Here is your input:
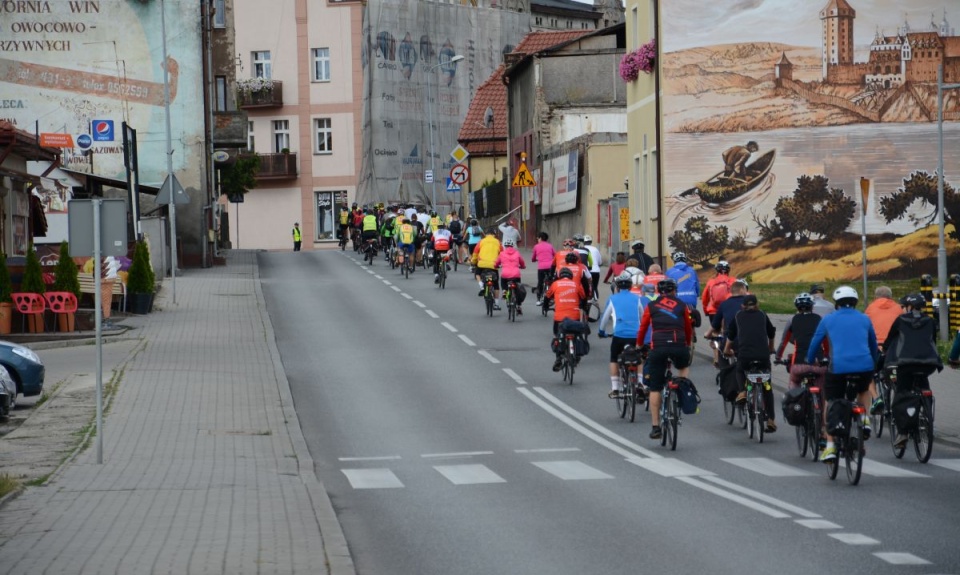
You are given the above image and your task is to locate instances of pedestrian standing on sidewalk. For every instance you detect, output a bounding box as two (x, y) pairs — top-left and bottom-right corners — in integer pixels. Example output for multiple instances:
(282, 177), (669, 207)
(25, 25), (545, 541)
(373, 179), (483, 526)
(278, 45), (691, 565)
(499, 218), (521, 247)
(292, 222), (302, 251)
(531, 232), (556, 304)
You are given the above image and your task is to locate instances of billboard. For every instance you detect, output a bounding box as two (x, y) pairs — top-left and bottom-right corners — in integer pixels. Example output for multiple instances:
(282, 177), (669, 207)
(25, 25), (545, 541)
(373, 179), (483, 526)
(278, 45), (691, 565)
(660, 0), (960, 282)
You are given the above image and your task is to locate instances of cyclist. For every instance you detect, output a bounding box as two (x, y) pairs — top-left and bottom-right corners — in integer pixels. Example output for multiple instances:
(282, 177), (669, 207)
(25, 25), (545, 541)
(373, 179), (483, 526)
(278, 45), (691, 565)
(806, 286), (878, 462)
(379, 211), (396, 257)
(337, 204), (351, 243)
(636, 278), (693, 440)
(702, 260), (736, 323)
(428, 210), (441, 233)
(499, 218), (521, 247)
(882, 293), (943, 448)
(666, 251), (700, 311)
(531, 232), (556, 305)
(410, 215), (427, 266)
(472, 228), (503, 308)
(558, 251), (593, 319)
(704, 280), (749, 368)
(572, 234), (592, 268)
(494, 239), (527, 314)
(603, 252), (627, 291)
(361, 208), (379, 243)
(865, 285), (903, 413)
(809, 284), (834, 317)
(582, 235), (602, 296)
(775, 293), (827, 390)
(642, 264), (666, 293)
(598, 272), (646, 398)
(395, 217), (417, 270)
(447, 211), (464, 262)
(431, 222), (454, 283)
(465, 218), (485, 264)
(552, 238), (576, 272)
(630, 240), (655, 274)
(547, 267), (586, 371)
(723, 294), (778, 433)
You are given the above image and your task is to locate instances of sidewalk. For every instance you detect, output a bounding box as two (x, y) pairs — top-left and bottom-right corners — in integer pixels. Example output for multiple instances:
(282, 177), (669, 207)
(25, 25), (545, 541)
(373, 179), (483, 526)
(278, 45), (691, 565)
(0, 251), (354, 575)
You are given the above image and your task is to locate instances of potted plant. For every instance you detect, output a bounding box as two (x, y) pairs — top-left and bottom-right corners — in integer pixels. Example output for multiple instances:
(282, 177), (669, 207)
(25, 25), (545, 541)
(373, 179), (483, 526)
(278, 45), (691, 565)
(20, 244), (46, 333)
(125, 240), (155, 314)
(0, 253), (12, 335)
(52, 241), (81, 332)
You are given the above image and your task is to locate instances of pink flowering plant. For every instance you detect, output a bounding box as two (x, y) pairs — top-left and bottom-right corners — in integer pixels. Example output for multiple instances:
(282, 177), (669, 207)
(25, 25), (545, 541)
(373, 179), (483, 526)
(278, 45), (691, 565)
(619, 39), (657, 82)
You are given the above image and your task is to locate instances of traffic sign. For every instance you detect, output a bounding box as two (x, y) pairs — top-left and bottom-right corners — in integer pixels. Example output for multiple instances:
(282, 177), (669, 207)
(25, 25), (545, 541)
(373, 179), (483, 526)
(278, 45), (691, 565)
(450, 144), (469, 163)
(425, 169), (434, 184)
(450, 163), (470, 185)
(446, 178), (461, 193)
(156, 174), (190, 205)
(512, 161), (537, 187)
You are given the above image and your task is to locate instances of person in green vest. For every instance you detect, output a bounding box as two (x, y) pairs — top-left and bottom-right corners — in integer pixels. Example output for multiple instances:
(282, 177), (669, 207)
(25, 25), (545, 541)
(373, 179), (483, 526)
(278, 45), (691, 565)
(292, 222), (302, 251)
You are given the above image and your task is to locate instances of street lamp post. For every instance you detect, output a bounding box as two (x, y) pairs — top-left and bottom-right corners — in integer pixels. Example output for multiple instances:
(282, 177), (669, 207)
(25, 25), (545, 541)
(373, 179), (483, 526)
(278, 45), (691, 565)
(937, 64), (958, 341)
(425, 54), (464, 210)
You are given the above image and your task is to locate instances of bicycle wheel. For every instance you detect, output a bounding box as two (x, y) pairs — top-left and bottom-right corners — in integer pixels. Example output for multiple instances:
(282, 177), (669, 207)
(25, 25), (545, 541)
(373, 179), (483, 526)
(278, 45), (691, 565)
(796, 423), (808, 458)
(628, 376), (639, 423)
(845, 421), (864, 486)
(587, 301), (601, 323)
(873, 380), (886, 439)
(667, 393), (679, 451)
(567, 353), (575, 385)
(616, 367), (627, 418)
(659, 395), (669, 447)
(404, 258), (410, 279)
(746, 388), (756, 439)
(756, 387), (765, 444)
(738, 401), (747, 429)
(390, 249), (396, 269)
(452, 252), (458, 272)
(913, 396), (933, 463)
(486, 295), (493, 317)
(507, 292), (516, 322)
(439, 267), (446, 289)
(889, 415), (906, 459)
(808, 408), (822, 462)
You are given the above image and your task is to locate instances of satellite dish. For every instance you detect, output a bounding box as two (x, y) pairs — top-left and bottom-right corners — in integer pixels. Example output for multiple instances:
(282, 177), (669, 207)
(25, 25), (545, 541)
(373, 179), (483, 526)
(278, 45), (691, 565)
(483, 106), (494, 129)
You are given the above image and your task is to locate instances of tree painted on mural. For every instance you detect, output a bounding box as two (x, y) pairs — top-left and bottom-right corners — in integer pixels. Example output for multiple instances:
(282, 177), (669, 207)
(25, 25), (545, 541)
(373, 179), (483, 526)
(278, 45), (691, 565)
(879, 171), (959, 241)
(668, 215), (729, 266)
(766, 175), (856, 243)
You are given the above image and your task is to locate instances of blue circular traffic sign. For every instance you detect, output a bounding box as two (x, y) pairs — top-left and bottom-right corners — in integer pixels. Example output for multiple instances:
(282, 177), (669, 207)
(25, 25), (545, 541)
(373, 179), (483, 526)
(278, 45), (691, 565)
(76, 134), (92, 151)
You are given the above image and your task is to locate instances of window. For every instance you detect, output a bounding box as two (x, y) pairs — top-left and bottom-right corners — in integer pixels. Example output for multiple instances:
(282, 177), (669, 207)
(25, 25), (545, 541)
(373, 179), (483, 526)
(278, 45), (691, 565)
(215, 76), (227, 111)
(312, 48), (331, 82)
(315, 192), (336, 239)
(631, 6), (638, 48)
(252, 51), (272, 79)
(315, 118), (333, 153)
(273, 120), (290, 153)
(247, 121), (255, 152)
(213, 0), (225, 28)
(535, 16), (542, 26)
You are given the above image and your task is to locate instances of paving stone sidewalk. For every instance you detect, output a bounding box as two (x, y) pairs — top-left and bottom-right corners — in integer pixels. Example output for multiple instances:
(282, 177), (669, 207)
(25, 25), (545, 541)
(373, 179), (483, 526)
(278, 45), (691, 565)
(0, 251), (354, 575)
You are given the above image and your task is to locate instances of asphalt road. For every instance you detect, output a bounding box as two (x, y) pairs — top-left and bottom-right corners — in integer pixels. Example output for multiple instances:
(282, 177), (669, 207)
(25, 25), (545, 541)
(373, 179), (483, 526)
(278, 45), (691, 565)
(260, 248), (960, 575)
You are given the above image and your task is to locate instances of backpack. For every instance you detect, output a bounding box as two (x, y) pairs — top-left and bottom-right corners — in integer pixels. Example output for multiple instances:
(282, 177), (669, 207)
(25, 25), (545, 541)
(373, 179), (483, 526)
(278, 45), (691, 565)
(781, 387), (809, 426)
(676, 377), (701, 415)
(448, 220), (462, 236)
(716, 363), (740, 402)
(892, 392), (922, 432)
(826, 399), (853, 437)
(710, 277), (732, 306)
(433, 237), (451, 251)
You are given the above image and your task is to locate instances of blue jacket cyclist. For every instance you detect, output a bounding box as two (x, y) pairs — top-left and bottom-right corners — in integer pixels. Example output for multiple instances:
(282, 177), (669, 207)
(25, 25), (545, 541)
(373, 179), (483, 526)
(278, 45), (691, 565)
(665, 251), (700, 310)
(599, 272), (647, 399)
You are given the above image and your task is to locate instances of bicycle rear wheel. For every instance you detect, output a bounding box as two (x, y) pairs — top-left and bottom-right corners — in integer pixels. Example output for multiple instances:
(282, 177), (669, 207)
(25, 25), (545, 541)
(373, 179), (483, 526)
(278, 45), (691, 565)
(667, 393), (679, 451)
(486, 295), (493, 317)
(889, 416), (906, 459)
(808, 409), (821, 462)
(629, 377), (640, 422)
(723, 398), (735, 425)
(845, 423), (864, 485)
(756, 387), (765, 444)
(796, 423), (808, 458)
(746, 389), (756, 439)
(659, 397), (669, 447)
(914, 396), (933, 463)
(874, 380), (886, 439)
(439, 267), (446, 289)
(738, 401), (747, 429)
(616, 367), (627, 418)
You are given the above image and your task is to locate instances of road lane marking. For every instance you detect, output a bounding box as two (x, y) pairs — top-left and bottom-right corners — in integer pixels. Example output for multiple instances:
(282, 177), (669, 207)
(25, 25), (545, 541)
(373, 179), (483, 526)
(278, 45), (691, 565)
(458, 335), (476, 346)
(478, 350), (500, 364)
(795, 519), (842, 529)
(517, 388), (642, 460)
(514, 448), (580, 454)
(930, 459), (960, 472)
(442, 322), (458, 333)
(421, 451), (494, 459)
(390, 286), (401, 292)
(700, 476), (821, 518)
(341, 469), (404, 489)
(383, 280), (392, 285)
(533, 388), (661, 459)
(425, 310), (439, 318)
(627, 458), (713, 478)
(401, 293), (413, 299)
(338, 456), (402, 462)
(533, 461), (613, 481)
(829, 533), (880, 545)
(413, 300), (426, 308)
(374, 275), (383, 279)
(503, 368), (526, 385)
(721, 457), (816, 477)
(872, 552), (931, 565)
(861, 460), (929, 478)
(676, 477), (790, 519)
(433, 464), (506, 485)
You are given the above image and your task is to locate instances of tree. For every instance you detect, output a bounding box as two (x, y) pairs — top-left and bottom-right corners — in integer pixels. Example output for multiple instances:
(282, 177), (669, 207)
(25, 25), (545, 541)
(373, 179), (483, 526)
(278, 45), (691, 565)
(126, 240), (155, 295)
(220, 155), (260, 202)
(668, 216), (729, 267)
(0, 253), (12, 304)
(879, 171), (959, 241)
(772, 175), (855, 243)
(52, 241), (81, 298)
(21, 244), (45, 294)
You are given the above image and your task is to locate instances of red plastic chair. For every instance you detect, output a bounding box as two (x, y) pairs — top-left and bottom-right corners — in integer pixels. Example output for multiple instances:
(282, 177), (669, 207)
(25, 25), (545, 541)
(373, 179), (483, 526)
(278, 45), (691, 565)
(44, 292), (78, 332)
(11, 293), (46, 333)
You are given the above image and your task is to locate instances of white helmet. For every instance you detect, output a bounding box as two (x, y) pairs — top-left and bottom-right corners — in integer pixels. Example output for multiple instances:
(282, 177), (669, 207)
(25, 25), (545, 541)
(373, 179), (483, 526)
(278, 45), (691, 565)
(832, 285), (859, 305)
(582, 234), (593, 243)
(503, 239), (515, 248)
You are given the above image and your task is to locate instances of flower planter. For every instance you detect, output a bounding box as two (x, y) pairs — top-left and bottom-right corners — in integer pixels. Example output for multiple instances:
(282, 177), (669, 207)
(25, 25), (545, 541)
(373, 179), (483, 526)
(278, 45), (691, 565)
(0, 302), (11, 335)
(127, 292), (154, 315)
(57, 312), (76, 332)
(27, 314), (44, 333)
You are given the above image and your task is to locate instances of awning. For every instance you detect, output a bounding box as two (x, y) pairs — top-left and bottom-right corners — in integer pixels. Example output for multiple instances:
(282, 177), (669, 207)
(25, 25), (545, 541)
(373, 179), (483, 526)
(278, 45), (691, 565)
(59, 167), (160, 195)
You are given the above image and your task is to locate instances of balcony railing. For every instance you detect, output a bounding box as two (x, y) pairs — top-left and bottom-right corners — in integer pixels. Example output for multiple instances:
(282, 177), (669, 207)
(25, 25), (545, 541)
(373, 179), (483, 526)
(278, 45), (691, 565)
(241, 152), (298, 180)
(236, 81), (283, 109)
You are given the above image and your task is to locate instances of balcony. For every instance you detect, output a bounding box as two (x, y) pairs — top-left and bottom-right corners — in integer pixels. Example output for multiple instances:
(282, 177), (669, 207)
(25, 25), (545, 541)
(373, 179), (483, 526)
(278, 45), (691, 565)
(212, 110), (248, 148)
(236, 80), (283, 109)
(241, 152), (298, 180)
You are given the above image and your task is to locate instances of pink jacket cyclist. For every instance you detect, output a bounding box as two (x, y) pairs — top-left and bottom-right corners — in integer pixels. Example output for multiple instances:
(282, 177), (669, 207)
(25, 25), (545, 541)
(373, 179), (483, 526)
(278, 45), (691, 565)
(530, 236), (556, 270)
(495, 243), (526, 280)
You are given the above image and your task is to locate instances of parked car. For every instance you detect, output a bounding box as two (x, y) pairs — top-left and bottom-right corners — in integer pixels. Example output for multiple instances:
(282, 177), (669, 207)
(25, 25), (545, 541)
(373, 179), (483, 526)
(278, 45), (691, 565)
(0, 340), (44, 397)
(0, 366), (15, 420)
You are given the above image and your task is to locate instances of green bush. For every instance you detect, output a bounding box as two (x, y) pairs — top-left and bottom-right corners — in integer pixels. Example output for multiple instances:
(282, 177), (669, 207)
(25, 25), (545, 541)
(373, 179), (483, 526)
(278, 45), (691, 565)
(52, 241), (81, 298)
(126, 240), (155, 295)
(0, 253), (12, 303)
(20, 244), (45, 294)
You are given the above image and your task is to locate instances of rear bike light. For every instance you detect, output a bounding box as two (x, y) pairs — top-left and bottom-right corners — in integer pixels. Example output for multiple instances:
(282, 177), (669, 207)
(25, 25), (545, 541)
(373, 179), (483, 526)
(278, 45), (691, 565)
(921, 390), (934, 397)
(852, 406), (865, 415)
(668, 382), (680, 390)
(809, 387), (820, 394)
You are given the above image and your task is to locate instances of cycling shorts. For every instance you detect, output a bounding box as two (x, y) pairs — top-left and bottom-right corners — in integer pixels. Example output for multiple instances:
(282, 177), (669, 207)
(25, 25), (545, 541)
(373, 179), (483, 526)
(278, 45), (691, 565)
(609, 336), (634, 363)
(824, 371), (872, 401)
(397, 242), (415, 254)
(500, 277), (521, 290)
(643, 347), (691, 392)
(361, 230), (378, 241)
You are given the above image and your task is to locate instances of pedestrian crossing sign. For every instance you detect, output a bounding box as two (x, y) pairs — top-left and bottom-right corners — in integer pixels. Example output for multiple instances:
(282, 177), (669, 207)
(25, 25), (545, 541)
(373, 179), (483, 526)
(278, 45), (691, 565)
(446, 178), (461, 192)
(512, 162), (536, 187)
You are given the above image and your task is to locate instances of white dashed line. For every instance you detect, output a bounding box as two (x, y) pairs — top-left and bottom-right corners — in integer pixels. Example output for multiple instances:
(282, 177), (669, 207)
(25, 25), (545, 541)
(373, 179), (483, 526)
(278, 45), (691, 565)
(503, 368), (526, 384)
(425, 310), (439, 318)
(795, 519), (842, 530)
(390, 286), (402, 292)
(413, 300), (426, 308)
(828, 533), (880, 545)
(700, 476), (821, 518)
(872, 552), (930, 565)
(514, 448), (580, 454)
(675, 477), (789, 519)
(442, 322), (458, 333)
(401, 293), (413, 299)
(458, 335), (476, 346)
(374, 275), (383, 279)
(421, 451), (494, 459)
(383, 280), (392, 285)
(338, 455), (402, 462)
(478, 350), (500, 364)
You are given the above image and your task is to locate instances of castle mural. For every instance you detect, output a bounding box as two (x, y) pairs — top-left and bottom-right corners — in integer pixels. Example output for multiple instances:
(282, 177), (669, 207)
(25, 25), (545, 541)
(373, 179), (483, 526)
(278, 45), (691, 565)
(660, 0), (960, 283)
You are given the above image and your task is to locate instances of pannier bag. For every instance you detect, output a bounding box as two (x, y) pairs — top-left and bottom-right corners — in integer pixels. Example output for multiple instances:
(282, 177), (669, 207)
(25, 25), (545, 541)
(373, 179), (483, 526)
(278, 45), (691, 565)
(892, 392), (922, 432)
(619, 345), (643, 366)
(781, 387), (809, 426)
(574, 336), (590, 357)
(826, 399), (853, 437)
(559, 318), (590, 335)
(676, 377), (701, 415)
(716, 364), (739, 402)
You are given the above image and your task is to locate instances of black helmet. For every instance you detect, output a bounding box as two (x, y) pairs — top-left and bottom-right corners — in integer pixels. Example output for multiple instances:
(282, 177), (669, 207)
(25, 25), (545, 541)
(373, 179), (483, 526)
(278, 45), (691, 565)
(565, 252), (580, 264)
(658, 278), (677, 293)
(615, 271), (634, 290)
(794, 292), (814, 311)
(900, 293), (926, 310)
(557, 268), (574, 280)
(715, 260), (730, 273)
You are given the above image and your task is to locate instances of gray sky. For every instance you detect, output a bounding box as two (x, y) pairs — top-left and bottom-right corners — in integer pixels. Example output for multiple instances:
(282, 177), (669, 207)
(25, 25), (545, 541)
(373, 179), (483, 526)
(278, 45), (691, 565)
(661, 0), (957, 52)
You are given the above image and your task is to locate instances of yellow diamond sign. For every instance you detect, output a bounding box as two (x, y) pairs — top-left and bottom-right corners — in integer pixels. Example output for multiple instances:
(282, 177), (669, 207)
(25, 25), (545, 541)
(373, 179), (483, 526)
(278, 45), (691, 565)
(450, 144), (470, 164)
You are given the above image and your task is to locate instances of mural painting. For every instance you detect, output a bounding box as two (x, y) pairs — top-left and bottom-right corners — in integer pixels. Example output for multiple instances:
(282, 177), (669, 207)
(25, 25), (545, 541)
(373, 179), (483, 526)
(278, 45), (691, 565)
(660, 0), (960, 282)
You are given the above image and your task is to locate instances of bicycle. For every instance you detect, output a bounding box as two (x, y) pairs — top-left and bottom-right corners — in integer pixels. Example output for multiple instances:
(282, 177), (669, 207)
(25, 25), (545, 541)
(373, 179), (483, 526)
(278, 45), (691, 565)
(481, 271), (497, 316)
(504, 280), (519, 322)
(610, 343), (647, 422)
(659, 357), (682, 451)
(350, 228), (361, 252)
(555, 319), (588, 385)
(585, 293), (601, 323)
(873, 363), (892, 439)
(885, 367), (935, 463)
(710, 337), (741, 426)
(825, 374), (867, 486)
(777, 356), (825, 461)
(743, 360), (771, 444)
(435, 250), (450, 289)
(362, 238), (377, 265)
(338, 231), (348, 251)
(540, 272), (555, 317)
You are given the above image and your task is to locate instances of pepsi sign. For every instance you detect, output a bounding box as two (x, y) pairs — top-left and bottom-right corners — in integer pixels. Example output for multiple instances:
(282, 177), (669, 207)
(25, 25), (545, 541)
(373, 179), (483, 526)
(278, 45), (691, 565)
(91, 120), (114, 142)
(76, 134), (93, 151)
